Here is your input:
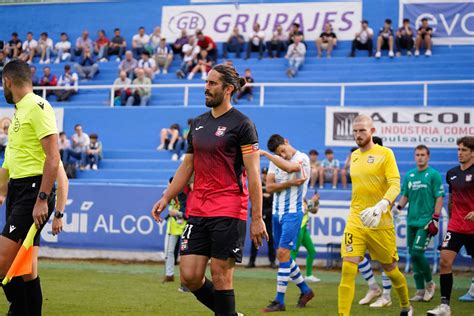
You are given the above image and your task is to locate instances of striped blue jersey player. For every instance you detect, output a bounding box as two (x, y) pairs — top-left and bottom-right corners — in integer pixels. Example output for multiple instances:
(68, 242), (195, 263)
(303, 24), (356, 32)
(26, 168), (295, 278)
(268, 151), (311, 216)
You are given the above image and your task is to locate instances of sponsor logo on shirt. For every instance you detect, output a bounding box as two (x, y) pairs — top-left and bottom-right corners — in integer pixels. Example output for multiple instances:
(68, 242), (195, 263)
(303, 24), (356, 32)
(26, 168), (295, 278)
(215, 126), (227, 137)
(466, 174), (472, 182)
(367, 156), (375, 163)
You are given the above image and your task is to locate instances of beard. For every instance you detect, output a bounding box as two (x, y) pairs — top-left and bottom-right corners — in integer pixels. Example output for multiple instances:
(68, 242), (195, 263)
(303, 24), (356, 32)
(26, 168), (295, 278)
(355, 136), (371, 148)
(3, 86), (14, 104)
(205, 90), (224, 108)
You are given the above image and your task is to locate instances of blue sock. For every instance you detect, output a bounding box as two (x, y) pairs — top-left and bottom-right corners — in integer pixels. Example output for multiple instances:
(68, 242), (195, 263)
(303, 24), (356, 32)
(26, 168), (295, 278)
(289, 259), (311, 294)
(275, 261), (291, 304)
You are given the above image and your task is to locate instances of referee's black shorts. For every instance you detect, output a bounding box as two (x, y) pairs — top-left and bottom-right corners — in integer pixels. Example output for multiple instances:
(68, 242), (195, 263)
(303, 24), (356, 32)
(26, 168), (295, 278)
(2, 175), (55, 246)
(180, 216), (246, 263)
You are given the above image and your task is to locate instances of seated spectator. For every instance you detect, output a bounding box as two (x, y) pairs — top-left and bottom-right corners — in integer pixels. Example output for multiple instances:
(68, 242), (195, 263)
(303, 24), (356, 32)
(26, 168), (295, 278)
(136, 51), (157, 80)
(396, 18), (414, 56)
(319, 148), (340, 189)
(0, 118), (11, 158)
(285, 34), (306, 78)
(308, 149), (320, 189)
(288, 23), (304, 45)
(74, 47), (99, 80)
(132, 26), (150, 59)
(148, 26), (162, 52)
(58, 131), (71, 159)
(62, 124), (90, 169)
(157, 123), (180, 151)
(54, 32), (72, 63)
(350, 20), (373, 57)
(119, 50), (137, 80)
(316, 23), (337, 58)
(127, 68), (152, 106)
(172, 119), (192, 160)
(246, 23), (265, 60)
(109, 28), (126, 62)
(196, 30), (217, 62)
(172, 29), (189, 57)
(20, 32), (38, 64)
(233, 68), (253, 103)
(73, 30), (93, 61)
(94, 30), (110, 62)
(154, 38), (173, 75)
(340, 147), (358, 189)
(113, 71), (132, 106)
(187, 49), (212, 80)
(30, 66), (40, 95)
(224, 59), (234, 67)
(55, 64), (78, 102)
(38, 32), (53, 64)
(176, 35), (200, 79)
(223, 27), (245, 58)
(415, 18), (433, 57)
(375, 19), (395, 58)
(39, 66), (57, 96)
(81, 133), (102, 170)
(266, 25), (287, 58)
(6, 32), (22, 59)
(0, 51), (6, 80)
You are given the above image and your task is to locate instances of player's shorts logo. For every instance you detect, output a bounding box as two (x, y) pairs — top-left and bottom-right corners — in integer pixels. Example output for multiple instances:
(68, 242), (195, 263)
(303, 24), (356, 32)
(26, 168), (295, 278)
(466, 174), (472, 182)
(180, 239), (188, 251)
(215, 126), (227, 137)
(346, 244), (353, 252)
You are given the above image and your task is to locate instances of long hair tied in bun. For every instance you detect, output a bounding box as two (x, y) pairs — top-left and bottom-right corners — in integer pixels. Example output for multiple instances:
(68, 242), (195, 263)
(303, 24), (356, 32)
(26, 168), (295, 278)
(212, 64), (246, 96)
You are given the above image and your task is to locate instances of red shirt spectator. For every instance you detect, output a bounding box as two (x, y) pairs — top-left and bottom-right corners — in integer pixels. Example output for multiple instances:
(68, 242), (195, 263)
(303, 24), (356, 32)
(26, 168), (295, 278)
(196, 31), (217, 62)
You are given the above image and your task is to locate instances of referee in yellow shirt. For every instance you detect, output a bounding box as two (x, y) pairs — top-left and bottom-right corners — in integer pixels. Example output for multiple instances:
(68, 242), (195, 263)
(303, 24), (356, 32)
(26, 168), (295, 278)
(338, 115), (412, 316)
(0, 59), (60, 316)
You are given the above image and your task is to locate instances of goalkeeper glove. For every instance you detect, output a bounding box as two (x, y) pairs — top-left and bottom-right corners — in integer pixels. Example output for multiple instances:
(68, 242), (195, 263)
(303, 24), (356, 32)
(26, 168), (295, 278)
(360, 199), (390, 228)
(425, 213), (440, 237)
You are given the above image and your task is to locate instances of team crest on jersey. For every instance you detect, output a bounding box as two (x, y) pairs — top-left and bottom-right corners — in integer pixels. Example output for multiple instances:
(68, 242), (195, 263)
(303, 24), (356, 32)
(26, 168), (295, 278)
(367, 156), (375, 163)
(466, 174), (472, 182)
(346, 244), (353, 252)
(215, 126), (227, 137)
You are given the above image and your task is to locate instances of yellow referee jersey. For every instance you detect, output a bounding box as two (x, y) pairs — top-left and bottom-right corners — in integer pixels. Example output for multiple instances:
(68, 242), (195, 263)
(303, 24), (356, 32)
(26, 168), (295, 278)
(348, 144), (400, 229)
(2, 93), (58, 179)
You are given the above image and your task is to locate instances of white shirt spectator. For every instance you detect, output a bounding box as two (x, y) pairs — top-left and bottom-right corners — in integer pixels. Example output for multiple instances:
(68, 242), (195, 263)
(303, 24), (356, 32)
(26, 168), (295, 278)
(138, 58), (156, 70)
(182, 44), (200, 63)
(149, 33), (161, 49)
(273, 30), (287, 42)
(55, 40), (71, 51)
(286, 42), (306, 59)
(251, 30), (265, 46)
(113, 77), (131, 88)
(155, 45), (173, 58)
(22, 39), (38, 52)
(58, 72), (79, 92)
(358, 27), (374, 44)
(133, 34), (150, 48)
(71, 132), (90, 153)
(38, 37), (53, 48)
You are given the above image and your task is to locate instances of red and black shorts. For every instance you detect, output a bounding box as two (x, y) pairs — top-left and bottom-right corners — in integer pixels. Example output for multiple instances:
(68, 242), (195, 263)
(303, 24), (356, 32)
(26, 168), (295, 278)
(440, 230), (474, 257)
(2, 176), (55, 246)
(180, 216), (246, 263)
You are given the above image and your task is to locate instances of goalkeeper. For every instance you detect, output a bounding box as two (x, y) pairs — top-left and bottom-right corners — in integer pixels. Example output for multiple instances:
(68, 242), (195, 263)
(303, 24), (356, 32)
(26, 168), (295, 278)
(337, 115), (413, 316)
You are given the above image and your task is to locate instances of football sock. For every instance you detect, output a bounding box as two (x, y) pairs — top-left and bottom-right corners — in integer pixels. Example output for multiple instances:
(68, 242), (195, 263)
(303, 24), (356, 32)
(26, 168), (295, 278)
(440, 273), (453, 305)
(385, 266), (409, 308)
(289, 259), (311, 294)
(381, 271), (392, 298)
(2, 277), (28, 315)
(338, 260), (358, 316)
(214, 289), (235, 316)
(25, 276), (43, 316)
(358, 257), (379, 291)
(192, 278), (215, 311)
(275, 260), (291, 304)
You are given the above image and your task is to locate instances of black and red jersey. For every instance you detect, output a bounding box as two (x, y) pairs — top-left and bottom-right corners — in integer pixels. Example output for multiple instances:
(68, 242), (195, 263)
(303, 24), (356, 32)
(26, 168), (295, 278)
(186, 107), (259, 220)
(446, 164), (474, 234)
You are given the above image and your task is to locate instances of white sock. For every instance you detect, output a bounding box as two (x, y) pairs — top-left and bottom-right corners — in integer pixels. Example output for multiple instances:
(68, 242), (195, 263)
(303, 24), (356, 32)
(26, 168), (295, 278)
(469, 277), (474, 296)
(358, 257), (379, 291)
(381, 271), (392, 298)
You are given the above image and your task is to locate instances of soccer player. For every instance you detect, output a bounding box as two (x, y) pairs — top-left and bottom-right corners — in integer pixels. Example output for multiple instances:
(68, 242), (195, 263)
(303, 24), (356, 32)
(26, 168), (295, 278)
(427, 136), (474, 316)
(259, 134), (314, 312)
(338, 115), (412, 316)
(0, 59), (60, 315)
(151, 64), (268, 316)
(395, 145), (444, 302)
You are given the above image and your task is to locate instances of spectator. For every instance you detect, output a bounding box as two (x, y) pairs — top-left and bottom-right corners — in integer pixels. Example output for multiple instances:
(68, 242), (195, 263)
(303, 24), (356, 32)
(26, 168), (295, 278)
(154, 38), (173, 75)
(38, 32), (53, 64)
(148, 26), (162, 51)
(81, 133), (102, 170)
(187, 49), (212, 80)
(39, 66), (58, 96)
(266, 25), (287, 58)
(246, 23), (265, 60)
(127, 68), (152, 106)
(108, 28), (127, 62)
(224, 59), (234, 67)
(415, 18), (433, 57)
(233, 68), (253, 103)
(396, 18), (414, 56)
(30, 65), (40, 90)
(55, 64), (78, 102)
(223, 27), (245, 58)
(340, 147), (358, 189)
(54, 32), (72, 63)
(132, 26), (150, 59)
(20, 32), (38, 64)
(172, 29), (189, 57)
(375, 19), (395, 58)
(136, 51), (157, 80)
(176, 35), (200, 79)
(319, 148), (340, 189)
(6, 32), (22, 59)
(350, 20), (373, 57)
(94, 29), (110, 62)
(288, 22), (304, 45)
(73, 30), (93, 60)
(58, 131), (71, 159)
(308, 149), (320, 189)
(196, 30), (217, 62)
(0, 51), (6, 80)
(119, 50), (137, 80)
(74, 46), (99, 80)
(316, 23), (337, 58)
(285, 34), (306, 78)
(157, 123), (180, 152)
(113, 71), (132, 106)
(62, 124), (90, 168)
(0, 118), (11, 158)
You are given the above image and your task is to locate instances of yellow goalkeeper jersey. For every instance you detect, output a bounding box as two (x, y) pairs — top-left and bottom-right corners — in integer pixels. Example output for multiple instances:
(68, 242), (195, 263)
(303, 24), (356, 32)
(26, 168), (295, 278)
(348, 144), (400, 229)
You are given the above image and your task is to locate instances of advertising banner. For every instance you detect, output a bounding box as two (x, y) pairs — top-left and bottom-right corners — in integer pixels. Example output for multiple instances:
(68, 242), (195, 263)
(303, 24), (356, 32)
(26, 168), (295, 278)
(161, 1), (362, 42)
(325, 106), (474, 148)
